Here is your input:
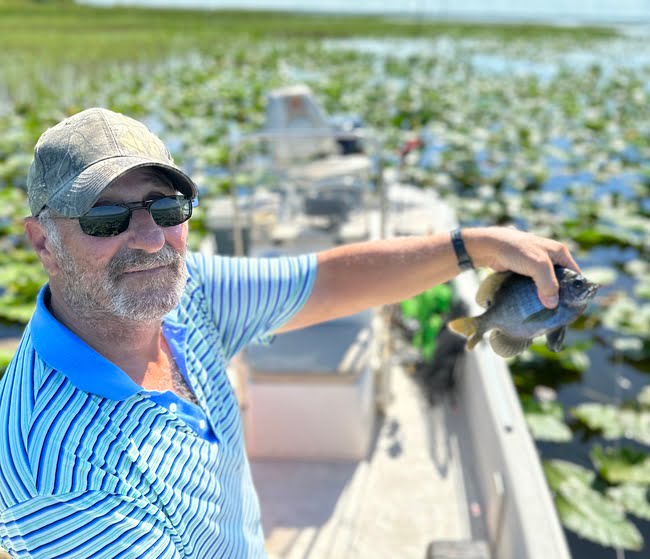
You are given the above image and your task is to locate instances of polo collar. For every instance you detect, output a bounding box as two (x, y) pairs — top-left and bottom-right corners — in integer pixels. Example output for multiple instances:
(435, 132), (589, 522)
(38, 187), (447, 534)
(30, 284), (186, 401)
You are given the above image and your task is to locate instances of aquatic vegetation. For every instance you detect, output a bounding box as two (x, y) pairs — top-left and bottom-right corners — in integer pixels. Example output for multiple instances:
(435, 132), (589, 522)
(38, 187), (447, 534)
(599, 294), (650, 338)
(607, 483), (650, 521)
(521, 395), (572, 442)
(544, 459), (643, 551)
(635, 278), (650, 300)
(639, 385), (650, 407)
(0, 185), (47, 324)
(572, 403), (650, 446)
(0, 256), (48, 324)
(511, 339), (591, 379)
(591, 446), (650, 485)
(580, 267), (618, 287)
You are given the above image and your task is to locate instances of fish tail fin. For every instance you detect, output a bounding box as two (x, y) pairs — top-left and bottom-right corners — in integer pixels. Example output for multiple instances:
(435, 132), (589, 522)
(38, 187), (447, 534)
(448, 317), (482, 350)
(448, 316), (478, 338)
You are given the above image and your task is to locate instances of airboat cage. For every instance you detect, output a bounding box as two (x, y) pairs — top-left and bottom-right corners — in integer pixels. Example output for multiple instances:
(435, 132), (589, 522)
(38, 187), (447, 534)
(211, 84), (392, 462)
(220, 84), (386, 256)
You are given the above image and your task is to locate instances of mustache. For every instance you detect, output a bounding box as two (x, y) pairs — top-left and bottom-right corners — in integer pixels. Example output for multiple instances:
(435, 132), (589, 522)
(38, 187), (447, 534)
(107, 244), (184, 280)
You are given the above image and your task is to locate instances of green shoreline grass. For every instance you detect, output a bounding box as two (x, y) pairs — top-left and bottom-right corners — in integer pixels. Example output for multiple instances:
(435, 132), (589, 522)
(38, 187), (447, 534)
(1, 0), (619, 67)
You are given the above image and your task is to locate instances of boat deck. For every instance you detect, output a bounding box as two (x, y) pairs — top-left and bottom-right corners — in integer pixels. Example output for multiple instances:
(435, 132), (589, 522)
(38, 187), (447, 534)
(237, 184), (489, 558)
(231, 181), (569, 559)
(250, 357), (489, 558)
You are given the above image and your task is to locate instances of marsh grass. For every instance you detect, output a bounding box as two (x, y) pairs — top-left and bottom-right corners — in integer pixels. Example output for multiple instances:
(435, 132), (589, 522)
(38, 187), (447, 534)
(1, 0), (618, 69)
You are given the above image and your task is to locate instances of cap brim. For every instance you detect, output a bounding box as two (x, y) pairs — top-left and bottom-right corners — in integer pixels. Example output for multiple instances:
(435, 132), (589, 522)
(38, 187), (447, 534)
(46, 156), (198, 218)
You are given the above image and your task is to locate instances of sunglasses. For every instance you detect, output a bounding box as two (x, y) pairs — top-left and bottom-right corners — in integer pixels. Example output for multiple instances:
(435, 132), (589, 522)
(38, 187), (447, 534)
(75, 195), (197, 237)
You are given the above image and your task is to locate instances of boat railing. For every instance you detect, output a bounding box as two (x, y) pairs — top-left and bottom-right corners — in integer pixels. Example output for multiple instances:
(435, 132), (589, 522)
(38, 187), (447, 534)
(227, 128), (387, 256)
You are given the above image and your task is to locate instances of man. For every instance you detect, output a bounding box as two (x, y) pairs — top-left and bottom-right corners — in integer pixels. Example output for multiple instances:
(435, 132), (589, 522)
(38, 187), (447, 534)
(0, 108), (580, 558)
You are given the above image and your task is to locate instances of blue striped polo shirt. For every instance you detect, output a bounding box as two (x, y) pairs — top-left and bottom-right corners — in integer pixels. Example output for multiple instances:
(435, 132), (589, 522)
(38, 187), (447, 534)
(0, 251), (317, 559)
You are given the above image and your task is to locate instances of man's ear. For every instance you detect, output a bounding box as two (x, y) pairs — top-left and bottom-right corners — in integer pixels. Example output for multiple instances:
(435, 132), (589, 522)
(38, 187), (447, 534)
(24, 217), (60, 276)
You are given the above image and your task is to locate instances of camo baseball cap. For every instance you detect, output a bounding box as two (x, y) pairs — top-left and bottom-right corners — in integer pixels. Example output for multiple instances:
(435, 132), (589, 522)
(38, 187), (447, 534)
(27, 107), (198, 217)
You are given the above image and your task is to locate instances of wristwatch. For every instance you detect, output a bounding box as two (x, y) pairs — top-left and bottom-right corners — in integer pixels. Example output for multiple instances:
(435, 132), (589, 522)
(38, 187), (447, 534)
(451, 228), (475, 272)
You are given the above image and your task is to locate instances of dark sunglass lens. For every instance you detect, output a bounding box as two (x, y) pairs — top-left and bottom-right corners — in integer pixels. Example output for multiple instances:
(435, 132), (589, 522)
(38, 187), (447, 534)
(79, 206), (131, 237)
(150, 196), (192, 227)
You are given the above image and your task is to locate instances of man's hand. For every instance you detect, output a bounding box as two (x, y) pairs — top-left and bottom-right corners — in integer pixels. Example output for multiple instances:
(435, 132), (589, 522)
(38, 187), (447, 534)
(465, 226), (582, 309)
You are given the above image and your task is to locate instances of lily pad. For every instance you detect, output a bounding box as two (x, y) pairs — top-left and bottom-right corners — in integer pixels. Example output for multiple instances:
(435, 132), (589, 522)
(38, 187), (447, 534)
(554, 479), (643, 551)
(612, 337), (644, 355)
(572, 403), (650, 446)
(521, 395), (572, 442)
(610, 336), (650, 368)
(0, 300), (37, 325)
(638, 385), (650, 408)
(543, 459), (595, 488)
(510, 340), (587, 393)
(563, 224), (632, 250)
(624, 259), (649, 278)
(600, 295), (650, 338)
(591, 446), (650, 485)
(607, 484), (650, 521)
(544, 459), (643, 552)
(634, 277), (650, 300)
(581, 266), (617, 287)
(520, 340), (591, 372)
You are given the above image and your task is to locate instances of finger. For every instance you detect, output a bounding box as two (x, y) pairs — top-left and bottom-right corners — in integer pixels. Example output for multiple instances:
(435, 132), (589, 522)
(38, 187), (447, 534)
(534, 258), (560, 308)
(550, 243), (582, 274)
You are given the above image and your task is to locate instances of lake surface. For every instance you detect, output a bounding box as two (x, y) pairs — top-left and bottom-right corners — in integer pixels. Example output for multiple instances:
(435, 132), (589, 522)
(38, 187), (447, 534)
(83, 0), (650, 23)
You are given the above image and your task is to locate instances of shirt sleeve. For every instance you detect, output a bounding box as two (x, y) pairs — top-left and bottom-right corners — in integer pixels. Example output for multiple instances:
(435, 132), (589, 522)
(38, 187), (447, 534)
(186, 252), (318, 360)
(0, 491), (183, 559)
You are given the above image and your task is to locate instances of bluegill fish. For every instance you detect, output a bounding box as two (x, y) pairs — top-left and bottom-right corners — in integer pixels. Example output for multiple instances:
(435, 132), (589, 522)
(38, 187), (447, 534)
(448, 266), (599, 358)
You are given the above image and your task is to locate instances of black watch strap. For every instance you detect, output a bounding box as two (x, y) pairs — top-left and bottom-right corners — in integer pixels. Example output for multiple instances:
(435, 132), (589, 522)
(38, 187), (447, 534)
(451, 228), (475, 272)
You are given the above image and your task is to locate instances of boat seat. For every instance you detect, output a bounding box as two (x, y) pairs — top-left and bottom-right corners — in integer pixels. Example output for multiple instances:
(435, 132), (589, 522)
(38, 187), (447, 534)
(264, 85), (371, 189)
(425, 540), (491, 559)
(241, 311), (378, 460)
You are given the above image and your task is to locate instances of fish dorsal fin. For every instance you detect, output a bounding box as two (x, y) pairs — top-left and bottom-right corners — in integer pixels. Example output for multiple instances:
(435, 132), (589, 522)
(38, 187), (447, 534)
(476, 271), (512, 308)
(489, 331), (532, 358)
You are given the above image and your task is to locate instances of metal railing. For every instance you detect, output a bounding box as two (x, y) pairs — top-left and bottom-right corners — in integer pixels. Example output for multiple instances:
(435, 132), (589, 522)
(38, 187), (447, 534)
(227, 128), (386, 256)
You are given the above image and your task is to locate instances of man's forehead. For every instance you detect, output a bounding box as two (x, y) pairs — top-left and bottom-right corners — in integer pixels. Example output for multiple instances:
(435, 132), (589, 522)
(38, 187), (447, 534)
(98, 169), (176, 201)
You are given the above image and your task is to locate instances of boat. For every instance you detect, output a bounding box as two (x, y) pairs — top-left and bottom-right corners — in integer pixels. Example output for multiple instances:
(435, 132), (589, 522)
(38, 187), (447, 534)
(206, 85), (572, 559)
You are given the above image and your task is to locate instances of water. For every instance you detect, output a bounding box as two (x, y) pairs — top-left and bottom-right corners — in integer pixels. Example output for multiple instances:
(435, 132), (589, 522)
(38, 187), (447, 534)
(323, 37), (650, 79)
(83, 0), (650, 23)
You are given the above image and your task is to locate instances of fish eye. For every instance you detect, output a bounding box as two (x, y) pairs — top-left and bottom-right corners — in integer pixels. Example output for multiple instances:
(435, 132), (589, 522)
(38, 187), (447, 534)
(572, 279), (584, 288)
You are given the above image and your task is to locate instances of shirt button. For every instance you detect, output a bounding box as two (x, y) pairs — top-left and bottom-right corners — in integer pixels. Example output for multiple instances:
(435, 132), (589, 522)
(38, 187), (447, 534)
(199, 420), (207, 430)
(169, 402), (178, 413)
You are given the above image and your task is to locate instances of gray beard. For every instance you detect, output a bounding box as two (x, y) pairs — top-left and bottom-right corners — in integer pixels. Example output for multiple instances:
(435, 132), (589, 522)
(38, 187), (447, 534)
(50, 239), (188, 324)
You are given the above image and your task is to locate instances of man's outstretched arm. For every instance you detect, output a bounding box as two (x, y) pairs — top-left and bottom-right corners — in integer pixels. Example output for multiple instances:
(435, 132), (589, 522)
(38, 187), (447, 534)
(275, 226), (581, 334)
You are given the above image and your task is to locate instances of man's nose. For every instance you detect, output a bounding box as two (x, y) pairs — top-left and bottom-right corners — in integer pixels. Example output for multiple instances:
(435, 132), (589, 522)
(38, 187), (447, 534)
(125, 208), (166, 253)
